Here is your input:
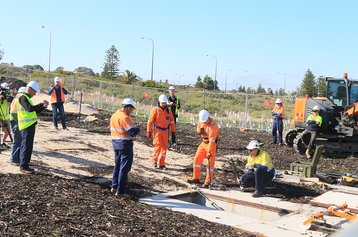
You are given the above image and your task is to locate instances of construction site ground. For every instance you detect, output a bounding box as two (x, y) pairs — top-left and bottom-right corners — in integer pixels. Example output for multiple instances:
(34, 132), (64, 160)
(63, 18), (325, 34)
(0, 94), (357, 236)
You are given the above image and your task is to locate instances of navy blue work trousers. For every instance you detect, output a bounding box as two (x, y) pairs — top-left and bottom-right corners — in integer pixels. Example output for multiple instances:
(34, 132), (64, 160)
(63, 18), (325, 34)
(19, 124), (36, 169)
(240, 167), (275, 193)
(272, 119), (283, 143)
(112, 146), (134, 194)
(51, 102), (66, 129)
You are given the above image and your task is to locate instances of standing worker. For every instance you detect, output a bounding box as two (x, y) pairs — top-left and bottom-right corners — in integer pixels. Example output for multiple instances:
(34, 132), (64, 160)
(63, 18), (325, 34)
(0, 82), (12, 150)
(168, 86), (181, 144)
(9, 86), (26, 165)
(300, 105), (322, 159)
(187, 110), (219, 188)
(271, 98), (285, 145)
(47, 76), (68, 130)
(18, 81), (48, 174)
(238, 140), (275, 197)
(110, 98), (143, 197)
(146, 94), (176, 169)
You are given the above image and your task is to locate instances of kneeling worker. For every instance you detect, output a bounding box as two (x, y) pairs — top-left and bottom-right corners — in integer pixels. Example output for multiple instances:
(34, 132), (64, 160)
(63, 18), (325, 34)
(187, 110), (219, 188)
(238, 140), (275, 197)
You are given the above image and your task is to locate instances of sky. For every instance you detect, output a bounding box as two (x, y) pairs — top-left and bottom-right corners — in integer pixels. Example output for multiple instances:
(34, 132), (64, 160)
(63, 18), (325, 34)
(2, 0), (358, 92)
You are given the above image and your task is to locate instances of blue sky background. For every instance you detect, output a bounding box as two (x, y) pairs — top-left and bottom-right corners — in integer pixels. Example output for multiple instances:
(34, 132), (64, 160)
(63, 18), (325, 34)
(1, 0), (358, 91)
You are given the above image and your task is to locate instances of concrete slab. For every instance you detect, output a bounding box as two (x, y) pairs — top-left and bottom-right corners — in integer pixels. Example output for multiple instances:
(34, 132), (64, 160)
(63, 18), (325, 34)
(140, 190), (330, 237)
(310, 191), (358, 213)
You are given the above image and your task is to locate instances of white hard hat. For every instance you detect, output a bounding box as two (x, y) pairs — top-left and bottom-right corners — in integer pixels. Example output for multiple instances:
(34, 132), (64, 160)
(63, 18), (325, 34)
(27, 81), (40, 92)
(54, 76), (61, 83)
(122, 98), (136, 108)
(246, 140), (261, 150)
(1, 82), (10, 90)
(18, 87), (26, 93)
(275, 98), (283, 104)
(312, 105), (320, 111)
(158, 94), (168, 103)
(169, 86), (175, 90)
(198, 110), (210, 122)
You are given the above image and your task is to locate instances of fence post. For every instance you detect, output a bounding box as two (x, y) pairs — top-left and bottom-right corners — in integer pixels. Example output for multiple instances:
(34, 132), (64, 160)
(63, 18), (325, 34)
(245, 92), (248, 127)
(71, 75), (75, 100)
(99, 81), (103, 109)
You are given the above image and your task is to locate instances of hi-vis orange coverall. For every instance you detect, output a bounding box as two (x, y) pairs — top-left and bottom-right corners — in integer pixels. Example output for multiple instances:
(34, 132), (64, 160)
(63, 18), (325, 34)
(147, 106), (176, 166)
(192, 117), (219, 183)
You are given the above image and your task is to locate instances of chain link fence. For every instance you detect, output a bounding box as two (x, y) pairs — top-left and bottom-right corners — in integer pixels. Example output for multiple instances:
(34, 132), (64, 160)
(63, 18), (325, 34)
(1, 72), (296, 133)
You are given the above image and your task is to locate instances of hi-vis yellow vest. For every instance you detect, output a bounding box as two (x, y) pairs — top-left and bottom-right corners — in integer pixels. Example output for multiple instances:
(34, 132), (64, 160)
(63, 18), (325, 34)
(17, 94), (38, 131)
(0, 100), (10, 120)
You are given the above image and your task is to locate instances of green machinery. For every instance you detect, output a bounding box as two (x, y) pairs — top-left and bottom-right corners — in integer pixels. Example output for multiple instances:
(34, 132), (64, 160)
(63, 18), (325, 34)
(290, 145), (324, 178)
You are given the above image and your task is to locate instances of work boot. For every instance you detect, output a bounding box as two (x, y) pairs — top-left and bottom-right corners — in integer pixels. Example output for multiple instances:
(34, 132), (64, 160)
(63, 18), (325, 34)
(115, 193), (131, 199)
(201, 182), (210, 189)
(152, 162), (157, 168)
(20, 168), (35, 174)
(270, 141), (276, 145)
(252, 191), (263, 198)
(187, 178), (200, 184)
(158, 165), (167, 170)
(110, 187), (117, 193)
(305, 149), (311, 159)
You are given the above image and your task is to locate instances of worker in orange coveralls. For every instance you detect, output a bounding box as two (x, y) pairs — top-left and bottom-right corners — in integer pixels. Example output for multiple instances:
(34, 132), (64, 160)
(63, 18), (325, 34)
(146, 94), (176, 169)
(187, 110), (219, 188)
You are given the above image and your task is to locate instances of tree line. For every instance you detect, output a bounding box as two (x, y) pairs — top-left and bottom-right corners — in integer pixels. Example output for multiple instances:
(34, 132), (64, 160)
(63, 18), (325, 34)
(0, 43), (333, 96)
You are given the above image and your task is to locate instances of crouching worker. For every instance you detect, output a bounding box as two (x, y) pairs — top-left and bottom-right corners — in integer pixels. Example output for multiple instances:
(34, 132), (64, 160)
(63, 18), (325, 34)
(110, 98), (143, 197)
(187, 110), (219, 188)
(238, 140), (275, 197)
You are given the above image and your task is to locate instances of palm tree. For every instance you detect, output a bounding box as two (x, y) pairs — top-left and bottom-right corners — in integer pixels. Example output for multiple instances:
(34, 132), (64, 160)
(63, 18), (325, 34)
(123, 70), (138, 85)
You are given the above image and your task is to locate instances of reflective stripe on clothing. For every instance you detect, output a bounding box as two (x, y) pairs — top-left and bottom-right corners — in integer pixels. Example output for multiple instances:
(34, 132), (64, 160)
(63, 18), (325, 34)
(0, 100), (10, 120)
(272, 105), (285, 119)
(50, 87), (65, 103)
(17, 94), (38, 131)
(110, 108), (134, 140)
(10, 93), (23, 120)
(111, 136), (133, 140)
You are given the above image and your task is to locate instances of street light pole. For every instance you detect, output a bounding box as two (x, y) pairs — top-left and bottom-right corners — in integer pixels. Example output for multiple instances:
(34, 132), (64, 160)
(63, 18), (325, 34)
(225, 69), (231, 93)
(277, 72), (287, 96)
(206, 54), (217, 91)
(42, 26), (52, 80)
(142, 37), (154, 81)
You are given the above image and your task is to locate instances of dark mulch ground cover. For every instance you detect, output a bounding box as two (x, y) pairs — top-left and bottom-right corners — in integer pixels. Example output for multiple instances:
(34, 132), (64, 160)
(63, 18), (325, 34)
(0, 173), (252, 237)
(37, 110), (356, 204)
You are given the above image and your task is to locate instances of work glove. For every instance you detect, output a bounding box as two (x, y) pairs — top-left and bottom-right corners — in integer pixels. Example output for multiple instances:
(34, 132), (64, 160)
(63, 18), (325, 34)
(198, 127), (205, 135)
(171, 132), (176, 144)
(146, 132), (151, 138)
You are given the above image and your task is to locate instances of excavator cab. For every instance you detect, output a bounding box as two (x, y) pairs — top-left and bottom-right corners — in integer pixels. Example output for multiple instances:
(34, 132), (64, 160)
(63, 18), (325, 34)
(286, 73), (358, 155)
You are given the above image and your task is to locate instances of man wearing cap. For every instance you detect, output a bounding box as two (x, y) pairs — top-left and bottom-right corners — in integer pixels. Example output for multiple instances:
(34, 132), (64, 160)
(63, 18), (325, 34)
(187, 110), (219, 188)
(147, 94), (176, 169)
(271, 98), (285, 145)
(0, 82), (12, 150)
(238, 140), (275, 197)
(168, 86), (181, 145)
(110, 98), (143, 197)
(47, 76), (68, 130)
(300, 105), (322, 159)
(18, 81), (49, 174)
(9, 87), (26, 165)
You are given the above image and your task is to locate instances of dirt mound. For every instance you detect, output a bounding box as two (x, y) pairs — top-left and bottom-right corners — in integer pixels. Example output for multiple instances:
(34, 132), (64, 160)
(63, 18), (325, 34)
(0, 76), (26, 90)
(0, 173), (252, 237)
